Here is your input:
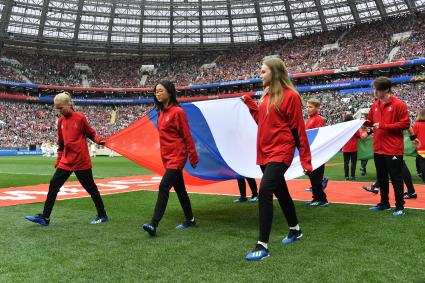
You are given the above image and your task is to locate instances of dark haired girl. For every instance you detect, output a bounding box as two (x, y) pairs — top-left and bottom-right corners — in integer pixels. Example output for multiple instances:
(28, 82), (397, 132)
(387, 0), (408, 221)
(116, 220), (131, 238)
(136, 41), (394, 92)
(142, 81), (199, 236)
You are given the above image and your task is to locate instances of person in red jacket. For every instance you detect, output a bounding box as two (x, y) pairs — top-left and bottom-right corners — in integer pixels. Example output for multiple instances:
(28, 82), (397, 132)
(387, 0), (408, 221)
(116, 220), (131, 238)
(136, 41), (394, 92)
(305, 98), (329, 206)
(25, 92), (108, 226)
(242, 57), (312, 261)
(342, 114), (360, 180)
(142, 80), (199, 237)
(411, 108), (425, 183)
(359, 113), (370, 176)
(366, 77), (410, 216)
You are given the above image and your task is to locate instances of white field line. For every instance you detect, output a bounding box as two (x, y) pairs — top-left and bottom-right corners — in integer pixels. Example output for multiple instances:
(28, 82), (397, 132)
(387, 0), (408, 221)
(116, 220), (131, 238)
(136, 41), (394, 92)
(56, 189), (425, 211)
(0, 171), (112, 179)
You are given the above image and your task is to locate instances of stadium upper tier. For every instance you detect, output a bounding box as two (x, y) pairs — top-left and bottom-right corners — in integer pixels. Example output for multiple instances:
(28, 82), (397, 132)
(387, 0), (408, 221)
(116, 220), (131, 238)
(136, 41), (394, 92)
(0, 0), (424, 55)
(1, 12), (425, 88)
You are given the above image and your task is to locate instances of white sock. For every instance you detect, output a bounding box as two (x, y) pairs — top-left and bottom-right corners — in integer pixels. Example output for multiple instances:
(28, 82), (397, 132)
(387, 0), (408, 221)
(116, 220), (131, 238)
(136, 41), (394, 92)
(289, 224), (300, 231)
(257, 241), (268, 249)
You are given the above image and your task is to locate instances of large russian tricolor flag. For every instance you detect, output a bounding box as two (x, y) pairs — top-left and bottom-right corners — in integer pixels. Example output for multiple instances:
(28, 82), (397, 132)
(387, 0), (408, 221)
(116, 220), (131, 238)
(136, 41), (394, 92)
(105, 98), (364, 185)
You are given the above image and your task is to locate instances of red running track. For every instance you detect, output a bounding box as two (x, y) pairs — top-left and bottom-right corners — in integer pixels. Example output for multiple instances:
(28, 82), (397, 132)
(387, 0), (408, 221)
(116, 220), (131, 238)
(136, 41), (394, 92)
(0, 174), (424, 209)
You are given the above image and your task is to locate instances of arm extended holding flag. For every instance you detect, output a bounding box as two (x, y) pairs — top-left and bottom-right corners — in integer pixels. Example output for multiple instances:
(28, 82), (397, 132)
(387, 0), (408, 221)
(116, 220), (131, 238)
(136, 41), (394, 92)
(104, 97), (364, 185)
(285, 94), (313, 175)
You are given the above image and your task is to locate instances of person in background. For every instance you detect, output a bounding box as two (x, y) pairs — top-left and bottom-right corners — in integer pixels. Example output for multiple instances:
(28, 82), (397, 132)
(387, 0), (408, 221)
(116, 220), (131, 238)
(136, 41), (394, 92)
(359, 113), (370, 176)
(411, 108), (425, 183)
(363, 126), (418, 199)
(305, 98), (329, 206)
(342, 114), (360, 181)
(90, 142), (97, 158)
(234, 177), (258, 203)
(362, 161), (417, 199)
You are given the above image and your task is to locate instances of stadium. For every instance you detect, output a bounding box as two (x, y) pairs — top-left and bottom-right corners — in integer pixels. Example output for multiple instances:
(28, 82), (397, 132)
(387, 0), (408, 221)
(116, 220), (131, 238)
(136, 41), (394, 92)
(1, 0), (425, 281)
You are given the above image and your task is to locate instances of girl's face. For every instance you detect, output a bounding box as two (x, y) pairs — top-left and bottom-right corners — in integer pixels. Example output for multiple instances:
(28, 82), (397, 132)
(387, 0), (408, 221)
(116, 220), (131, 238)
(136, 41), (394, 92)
(260, 64), (272, 87)
(306, 103), (318, 116)
(155, 84), (171, 105)
(373, 88), (389, 100)
(54, 99), (72, 116)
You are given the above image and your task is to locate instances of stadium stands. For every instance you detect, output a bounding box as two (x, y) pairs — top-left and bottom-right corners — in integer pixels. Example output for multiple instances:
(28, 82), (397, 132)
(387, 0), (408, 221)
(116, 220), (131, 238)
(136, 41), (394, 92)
(1, 14), (424, 88)
(1, 81), (424, 149)
(0, 101), (152, 148)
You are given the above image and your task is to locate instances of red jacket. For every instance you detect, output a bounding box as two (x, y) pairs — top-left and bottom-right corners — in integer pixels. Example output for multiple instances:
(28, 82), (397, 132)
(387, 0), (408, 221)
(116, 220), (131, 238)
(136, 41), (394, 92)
(342, 131), (360, 152)
(366, 96), (410, 155)
(157, 105), (198, 170)
(305, 112), (325, 130)
(244, 90), (312, 172)
(56, 111), (101, 171)
(413, 121), (425, 156)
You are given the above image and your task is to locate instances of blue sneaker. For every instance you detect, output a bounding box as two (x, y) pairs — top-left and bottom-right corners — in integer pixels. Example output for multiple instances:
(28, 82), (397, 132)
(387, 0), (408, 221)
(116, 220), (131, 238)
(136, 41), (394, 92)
(322, 178), (329, 190)
(142, 223), (157, 236)
(308, 201), (329, 207)
(90, 216), (109, 224)
(282, 229), (303, 244)
(369, 204), (391, 211)
(392, 210), (405, 216)
(25, 214), (49, 226)
(305, 200), (314, 205)
(245, 244), (270, 261)
(176, 219), (196, 229)
(233, 197), (248, 203)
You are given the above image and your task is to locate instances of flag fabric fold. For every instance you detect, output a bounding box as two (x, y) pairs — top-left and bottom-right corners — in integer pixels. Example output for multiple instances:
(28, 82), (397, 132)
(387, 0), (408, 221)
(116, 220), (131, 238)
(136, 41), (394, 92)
(105, 98), (364, 185)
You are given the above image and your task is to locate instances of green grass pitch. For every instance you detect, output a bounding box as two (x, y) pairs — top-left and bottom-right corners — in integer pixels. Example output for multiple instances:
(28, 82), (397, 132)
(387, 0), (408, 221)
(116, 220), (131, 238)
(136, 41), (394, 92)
(0, 154), (424, 282)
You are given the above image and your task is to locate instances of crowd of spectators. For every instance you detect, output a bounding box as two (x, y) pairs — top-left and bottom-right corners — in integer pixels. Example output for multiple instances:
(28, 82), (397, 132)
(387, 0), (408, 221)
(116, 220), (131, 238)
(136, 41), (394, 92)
(393, 13), (425, 61)
(144, 57), (208, 87)
(301, 91), (372, 125)
(85, 58), (144, 88)
(0, 51), (144, 88)
(1, 80), (424, 149)
(0, 101), (152, 148)
(316, 15), (414, 70)
(0, 62), (23, 82)
(4, 52), (81, 86)
(1, 14), (425, 88)
(300, 82), (425, 124)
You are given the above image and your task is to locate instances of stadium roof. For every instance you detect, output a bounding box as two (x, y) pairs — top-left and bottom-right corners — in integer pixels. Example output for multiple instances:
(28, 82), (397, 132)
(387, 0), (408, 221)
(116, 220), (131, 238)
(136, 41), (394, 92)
(0, 0), (424, 55)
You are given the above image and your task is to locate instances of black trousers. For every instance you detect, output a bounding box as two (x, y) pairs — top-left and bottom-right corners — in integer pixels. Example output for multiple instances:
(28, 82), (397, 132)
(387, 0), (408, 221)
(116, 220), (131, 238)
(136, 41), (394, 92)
(360, 160), (368, 170)
(42, 168), (106, 219)
(150, 169), (193, 227)
(237, 177), (258, 198)
(416, 155), (422, 176)
(418, 155), (425, 182)
(372, 160), (416, 195)
(258, 162), (298, 243)
(402, 161), (416, 195)
(343, 152), (357, 178)
(308, 164), (327, 202)
(374, 154), (404, 210)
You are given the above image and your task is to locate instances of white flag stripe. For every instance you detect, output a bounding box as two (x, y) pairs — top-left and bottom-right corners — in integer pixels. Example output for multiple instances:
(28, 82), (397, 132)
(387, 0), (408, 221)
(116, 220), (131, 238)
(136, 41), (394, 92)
(194, 98), (261, 177)
(193, 98), (364, 180)
(285, 120), (364, 180)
